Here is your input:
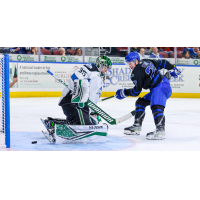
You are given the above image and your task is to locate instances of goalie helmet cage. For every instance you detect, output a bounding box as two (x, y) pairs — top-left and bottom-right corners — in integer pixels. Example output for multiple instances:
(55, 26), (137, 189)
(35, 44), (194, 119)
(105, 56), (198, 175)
(0, 54), (10, 148)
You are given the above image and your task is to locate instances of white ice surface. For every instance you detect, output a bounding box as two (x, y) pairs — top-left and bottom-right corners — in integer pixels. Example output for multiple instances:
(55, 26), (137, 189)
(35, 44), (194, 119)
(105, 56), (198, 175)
(9, 97), (200, 151)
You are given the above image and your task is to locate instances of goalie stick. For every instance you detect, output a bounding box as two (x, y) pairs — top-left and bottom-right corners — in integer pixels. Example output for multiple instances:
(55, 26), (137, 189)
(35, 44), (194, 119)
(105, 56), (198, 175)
(47, 70), (135, 125)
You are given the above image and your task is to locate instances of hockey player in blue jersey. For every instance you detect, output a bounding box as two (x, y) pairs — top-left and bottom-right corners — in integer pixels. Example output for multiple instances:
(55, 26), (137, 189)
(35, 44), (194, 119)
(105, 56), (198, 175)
(115, 52), (181, 140)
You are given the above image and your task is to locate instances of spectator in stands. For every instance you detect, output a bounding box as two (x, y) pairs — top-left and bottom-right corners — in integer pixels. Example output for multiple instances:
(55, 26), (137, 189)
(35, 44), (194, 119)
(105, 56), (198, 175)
(49, 47), (59, 54)
(103, 47), (118, 56)
(9, 47), (30, 54)
(160, 47), (173, 52)
(160, 47), (173, 57)
(182, 51), (191, 59)
(47, 47), (68, 55)
(74, 48), (82, 56)
(149, 47), (163, 58)
(130, 47), (140, 52)
(183, 47), (199, 59)
(197, 51), (200, 59)
(2, 47), (11, 53)
(144, 47), (152, 55)
(139, 48), (147, 59)
(28, 47), (43, 55)
(59, 47), (66, 56)
(42, 47), (52, 50)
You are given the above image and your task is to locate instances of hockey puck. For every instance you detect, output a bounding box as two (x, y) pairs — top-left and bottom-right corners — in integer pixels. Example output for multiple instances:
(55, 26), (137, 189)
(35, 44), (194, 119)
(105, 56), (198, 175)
(32, 141), (37, 144)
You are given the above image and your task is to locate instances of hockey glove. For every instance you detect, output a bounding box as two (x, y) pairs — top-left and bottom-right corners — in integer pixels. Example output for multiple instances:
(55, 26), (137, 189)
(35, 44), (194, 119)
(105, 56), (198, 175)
(170, 67), (181, 78)
(71, 79), (89, 103)
(90, 112), (102, 124)
(116, 89), (127, 100)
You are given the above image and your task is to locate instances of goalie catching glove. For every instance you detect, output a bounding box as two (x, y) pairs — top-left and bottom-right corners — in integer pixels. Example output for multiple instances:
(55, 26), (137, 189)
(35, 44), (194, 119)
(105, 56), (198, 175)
(71, 79), (89, 103)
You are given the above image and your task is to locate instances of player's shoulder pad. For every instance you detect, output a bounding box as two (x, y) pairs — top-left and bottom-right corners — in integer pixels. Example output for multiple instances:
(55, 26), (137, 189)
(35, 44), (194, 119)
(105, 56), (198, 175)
(84, 63), (99, 72)
(138, 59), (150, 69)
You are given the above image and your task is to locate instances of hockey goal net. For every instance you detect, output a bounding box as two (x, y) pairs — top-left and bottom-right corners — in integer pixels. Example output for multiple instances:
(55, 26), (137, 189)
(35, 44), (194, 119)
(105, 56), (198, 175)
(0, 54), (10, 148)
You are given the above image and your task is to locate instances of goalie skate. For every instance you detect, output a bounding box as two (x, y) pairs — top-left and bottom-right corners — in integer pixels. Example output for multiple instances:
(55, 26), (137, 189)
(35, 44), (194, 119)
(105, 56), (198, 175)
(146, 126), (165, 140)
(41, 118), (57, 143)
(41, 118), (55, 134)
(124, 124), (141, 135)
(42, 131), (56, 143)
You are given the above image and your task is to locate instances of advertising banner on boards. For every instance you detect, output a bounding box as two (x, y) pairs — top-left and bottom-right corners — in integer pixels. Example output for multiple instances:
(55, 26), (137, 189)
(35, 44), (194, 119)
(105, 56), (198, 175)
(9, 62), (200, 96)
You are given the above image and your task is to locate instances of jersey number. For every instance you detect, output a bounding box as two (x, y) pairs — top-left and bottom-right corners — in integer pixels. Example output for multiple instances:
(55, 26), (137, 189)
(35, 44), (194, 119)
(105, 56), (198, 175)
(145, 63), (156, 79)
(78, 68), (87, 77)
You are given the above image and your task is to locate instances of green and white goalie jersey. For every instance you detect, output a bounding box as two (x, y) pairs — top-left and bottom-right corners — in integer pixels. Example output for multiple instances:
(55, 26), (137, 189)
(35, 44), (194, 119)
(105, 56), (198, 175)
(58, 63), (103, 107)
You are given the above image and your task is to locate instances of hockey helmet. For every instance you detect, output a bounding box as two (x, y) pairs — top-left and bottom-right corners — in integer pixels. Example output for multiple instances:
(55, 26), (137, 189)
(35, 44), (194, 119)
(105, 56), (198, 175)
(96, 55), (112, 72)
(125, 52), (140, 65)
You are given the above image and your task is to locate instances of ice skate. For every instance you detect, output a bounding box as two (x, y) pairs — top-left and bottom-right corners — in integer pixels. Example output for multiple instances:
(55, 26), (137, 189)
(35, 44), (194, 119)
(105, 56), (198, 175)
(41, 118), (55, 134)
(42, 131), (56, 143)
(41, 118), (57, 143)
(124, 124), (141, 135)
(146, 126), (165, 140)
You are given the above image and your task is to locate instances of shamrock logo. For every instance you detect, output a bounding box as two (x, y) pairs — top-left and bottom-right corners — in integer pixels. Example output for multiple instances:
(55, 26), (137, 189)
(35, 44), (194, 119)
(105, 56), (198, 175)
(193, 60), (198, 65)
(61, 56), (66, 62)
(17, 55), (22, 61)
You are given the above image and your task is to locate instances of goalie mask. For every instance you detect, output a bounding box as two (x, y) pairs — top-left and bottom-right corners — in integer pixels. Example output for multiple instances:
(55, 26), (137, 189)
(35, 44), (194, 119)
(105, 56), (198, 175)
(96, 56), (112, 75)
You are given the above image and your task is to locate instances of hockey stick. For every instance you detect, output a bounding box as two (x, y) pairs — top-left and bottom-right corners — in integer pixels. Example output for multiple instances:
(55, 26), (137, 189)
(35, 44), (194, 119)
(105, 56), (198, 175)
(47, 70), (135, 125)
(99, 95), (115, 102)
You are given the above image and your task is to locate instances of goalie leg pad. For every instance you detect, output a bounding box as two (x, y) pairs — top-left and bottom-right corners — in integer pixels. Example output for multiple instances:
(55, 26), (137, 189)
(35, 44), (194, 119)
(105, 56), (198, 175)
(55, 124), (108, 143)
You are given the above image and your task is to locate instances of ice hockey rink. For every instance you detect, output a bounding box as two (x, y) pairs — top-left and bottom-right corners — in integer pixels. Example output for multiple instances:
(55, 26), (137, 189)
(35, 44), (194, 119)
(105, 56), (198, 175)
(1, 96), (198, 151)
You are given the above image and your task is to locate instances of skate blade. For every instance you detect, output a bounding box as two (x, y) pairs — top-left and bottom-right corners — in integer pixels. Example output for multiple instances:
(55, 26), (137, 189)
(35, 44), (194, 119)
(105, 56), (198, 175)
(42, 131), (56, 143)
(146, 134), (165, 140)
(124, 130), (140, 135)
(41, 118), (49, 130)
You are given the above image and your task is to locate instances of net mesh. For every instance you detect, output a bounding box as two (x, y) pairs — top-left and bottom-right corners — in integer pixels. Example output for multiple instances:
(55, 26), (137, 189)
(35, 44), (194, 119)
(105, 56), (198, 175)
(0, 55), (5, 146)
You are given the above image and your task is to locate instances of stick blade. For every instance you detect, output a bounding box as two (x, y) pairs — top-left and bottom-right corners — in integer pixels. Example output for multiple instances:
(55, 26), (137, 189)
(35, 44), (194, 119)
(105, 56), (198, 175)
(115, 110), (136, 124)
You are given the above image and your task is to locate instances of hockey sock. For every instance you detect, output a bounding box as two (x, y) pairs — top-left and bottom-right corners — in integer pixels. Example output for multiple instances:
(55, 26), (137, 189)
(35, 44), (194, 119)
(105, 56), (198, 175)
(134, 98), (150, 125)
(151, 105), (165, 129)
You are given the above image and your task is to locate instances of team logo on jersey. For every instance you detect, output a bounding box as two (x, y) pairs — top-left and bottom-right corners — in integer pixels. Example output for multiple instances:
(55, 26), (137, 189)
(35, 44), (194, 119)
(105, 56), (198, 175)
(145, 63), (156, 79)
(132, 80), (137, 86)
